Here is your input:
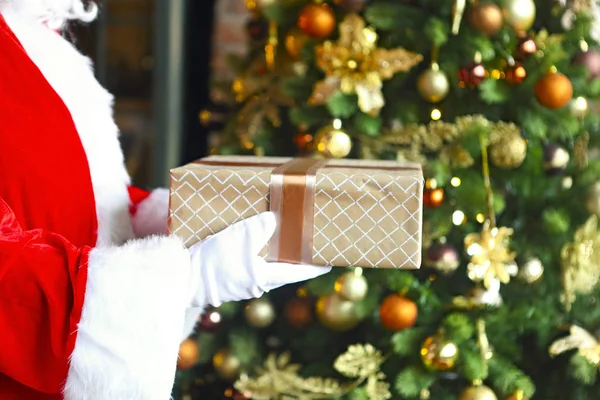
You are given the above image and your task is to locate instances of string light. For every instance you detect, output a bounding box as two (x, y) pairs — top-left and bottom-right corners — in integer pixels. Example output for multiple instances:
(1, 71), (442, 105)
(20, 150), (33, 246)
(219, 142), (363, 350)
(333, 119), (342, 129)
(430, 108), (442, 121)
(452, 210), (466, 225)
(476, 213), (485, 223)
(450, 177), (461, 187)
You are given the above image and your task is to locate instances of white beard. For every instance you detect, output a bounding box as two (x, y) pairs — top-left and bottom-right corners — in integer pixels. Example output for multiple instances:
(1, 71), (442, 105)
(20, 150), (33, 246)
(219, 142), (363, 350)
(0, 0), (97, 29)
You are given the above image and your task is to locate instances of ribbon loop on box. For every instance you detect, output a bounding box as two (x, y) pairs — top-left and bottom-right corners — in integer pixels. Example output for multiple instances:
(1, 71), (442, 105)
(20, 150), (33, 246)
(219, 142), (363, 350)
(268, 158), (328, 264)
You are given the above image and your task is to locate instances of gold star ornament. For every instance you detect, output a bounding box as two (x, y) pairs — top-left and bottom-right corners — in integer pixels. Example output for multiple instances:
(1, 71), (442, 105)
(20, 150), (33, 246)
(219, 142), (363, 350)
(464, 221), (518, 289)
(310, 14), (423, 116)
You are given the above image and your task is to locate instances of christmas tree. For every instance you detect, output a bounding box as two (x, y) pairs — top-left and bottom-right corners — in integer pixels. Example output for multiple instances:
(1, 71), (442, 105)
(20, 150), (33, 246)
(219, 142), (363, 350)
(174, 1), (600, 399)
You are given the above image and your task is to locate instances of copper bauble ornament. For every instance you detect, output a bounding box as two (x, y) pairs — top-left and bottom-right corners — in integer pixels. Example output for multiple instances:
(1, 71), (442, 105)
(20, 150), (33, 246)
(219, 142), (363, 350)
(379, 294), (418, 331)
(420, 334), (459, 371)
(244, 298), (276, 328)
(425, 245), (460, 274)
(298, 3), (336, 39)
(490, 133), (527, 169)
(334, 0), (368, 12)
(468, 3), (503, 36)
(417, 63), (450, 103)
(285, 27), (309, 60)
(459, 61), (486, 87)
(285, 297), (314, 328)
(316, 294), (361, 331)
(459, 384), (498, 400)
(585, 181), (600, 216)
(335, 271), (369, 301)
(213, 349), (242, 381)
(423, 188), (445, 208)
(534, 70), (573, 109)
(502, 0), (536, 31)
(517, 257), (544, 284)
(177, 338), (200, 370)
(505, 62), (527, 85)
(516, 36), (537, 59)
(315, 125), (353, 158)
(542, 144), (570, 174)
(573, 51), (600, 80)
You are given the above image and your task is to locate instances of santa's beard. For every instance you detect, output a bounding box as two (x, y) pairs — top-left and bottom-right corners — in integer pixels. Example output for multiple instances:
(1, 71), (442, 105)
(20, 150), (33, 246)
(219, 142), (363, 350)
(0, 0), (97, 29)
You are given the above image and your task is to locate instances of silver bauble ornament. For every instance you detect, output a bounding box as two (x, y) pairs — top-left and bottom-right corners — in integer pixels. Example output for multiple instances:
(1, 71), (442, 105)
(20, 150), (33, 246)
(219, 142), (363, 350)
(335, 271), (369, 301)
(570, 97), (589, 118)
(517, 258), (544, 284)
(417, 63), (450, 103)
(244, 298), (276, 328)
(503, 0), (536, 31)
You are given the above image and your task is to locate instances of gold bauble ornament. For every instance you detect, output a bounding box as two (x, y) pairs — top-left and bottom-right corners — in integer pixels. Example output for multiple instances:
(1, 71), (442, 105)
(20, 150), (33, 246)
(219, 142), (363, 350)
(244, 298), (276, 328)
(177, 338), (200, 370)
(502, 0), (536, 31)
(586, 181), (600, 216)
(213, 349), (242, 381)
(489, 133), (527, 169)
(316, 294), (361, 331)
(297, 3), (336, 39)
(534, 70), (573, 109)
(315, 125), (353, 158)
(285, 27), (308, 60)
(335, 270), (369, 302)
(420, 334), (459, 371)
(468, 3), (504, 36)
(417, 63), (450, 103)
(517, 257), (544, 284)
(460, 384), (498, 400)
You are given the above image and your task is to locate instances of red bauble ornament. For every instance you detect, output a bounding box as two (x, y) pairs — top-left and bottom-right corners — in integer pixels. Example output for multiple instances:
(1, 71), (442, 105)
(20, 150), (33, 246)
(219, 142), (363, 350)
(334, 0), (368, 12)
(245, 13), (269, 41)
(424, 188), (444, 208)
(505, 62), (527, 85)
(379, 294), (418, 331)
(298, 3), (336, 38)
(516, 35), (537, 59)
(285, 297), (314, 328)
(294, 131), (314, 152)
(572, 51), (600, 80)
(198, 307), (222, 332)
(425, 245), (460, 274)
(459, 62), (486, 87)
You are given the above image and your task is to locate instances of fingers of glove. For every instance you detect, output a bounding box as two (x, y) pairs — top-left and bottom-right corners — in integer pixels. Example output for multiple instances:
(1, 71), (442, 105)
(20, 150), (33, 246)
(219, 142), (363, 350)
(210, 212), (277, 255)
(253, 261), (332, 292)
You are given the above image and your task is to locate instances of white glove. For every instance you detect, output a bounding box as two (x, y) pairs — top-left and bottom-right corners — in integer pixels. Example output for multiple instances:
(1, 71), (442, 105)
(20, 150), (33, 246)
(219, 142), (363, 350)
(188, 212), (331, 307)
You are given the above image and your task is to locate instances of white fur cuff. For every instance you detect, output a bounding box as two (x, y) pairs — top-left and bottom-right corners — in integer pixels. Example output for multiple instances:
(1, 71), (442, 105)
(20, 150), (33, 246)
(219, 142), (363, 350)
(64, 236), (192, 400)
(132, 188), (170, 238)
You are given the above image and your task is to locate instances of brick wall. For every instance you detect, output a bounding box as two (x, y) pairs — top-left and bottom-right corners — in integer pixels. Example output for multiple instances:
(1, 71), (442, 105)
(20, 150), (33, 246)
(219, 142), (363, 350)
(211, 0), (249, 80)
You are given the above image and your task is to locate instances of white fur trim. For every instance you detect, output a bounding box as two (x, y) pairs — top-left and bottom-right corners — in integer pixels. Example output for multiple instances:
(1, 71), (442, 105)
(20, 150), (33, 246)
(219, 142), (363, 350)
(132, 188), (170, 238)
(2, 11), (134, 247)
(64, 236), (193, 400)
(0, 0), (98, 30)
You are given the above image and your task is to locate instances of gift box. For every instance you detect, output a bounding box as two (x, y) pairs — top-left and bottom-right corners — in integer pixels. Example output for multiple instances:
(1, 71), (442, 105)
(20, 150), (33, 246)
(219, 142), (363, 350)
(169, 156), (423, 269)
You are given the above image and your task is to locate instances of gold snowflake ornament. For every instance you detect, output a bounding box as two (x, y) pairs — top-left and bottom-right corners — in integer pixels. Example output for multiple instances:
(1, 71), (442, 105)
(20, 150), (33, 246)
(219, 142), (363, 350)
(549, 325), (600, 368)
(464, 221), (518, 289)
(310, 14), (423, 116)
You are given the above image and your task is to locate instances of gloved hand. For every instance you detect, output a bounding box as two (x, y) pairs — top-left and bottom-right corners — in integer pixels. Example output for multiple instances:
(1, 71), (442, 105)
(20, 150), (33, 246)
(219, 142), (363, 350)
(188, 212), (331, 307)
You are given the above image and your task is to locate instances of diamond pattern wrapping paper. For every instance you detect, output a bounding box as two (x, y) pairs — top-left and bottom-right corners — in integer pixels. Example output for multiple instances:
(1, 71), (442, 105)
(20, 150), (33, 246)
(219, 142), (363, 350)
(169, 156), (423, 269)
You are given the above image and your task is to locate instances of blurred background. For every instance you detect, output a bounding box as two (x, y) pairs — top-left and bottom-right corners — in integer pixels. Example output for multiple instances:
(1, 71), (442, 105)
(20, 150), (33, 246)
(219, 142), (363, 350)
(73, 0), (245, 187)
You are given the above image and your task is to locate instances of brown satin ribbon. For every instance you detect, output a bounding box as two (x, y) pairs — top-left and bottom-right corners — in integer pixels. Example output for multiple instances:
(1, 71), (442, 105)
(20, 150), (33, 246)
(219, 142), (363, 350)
(268, 158), (327, 264)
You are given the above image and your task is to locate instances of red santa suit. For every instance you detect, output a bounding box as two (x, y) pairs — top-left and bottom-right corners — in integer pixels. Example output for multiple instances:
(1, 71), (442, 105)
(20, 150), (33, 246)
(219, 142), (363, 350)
(0, 2), (331, 398)
(0, 4), (204, 400)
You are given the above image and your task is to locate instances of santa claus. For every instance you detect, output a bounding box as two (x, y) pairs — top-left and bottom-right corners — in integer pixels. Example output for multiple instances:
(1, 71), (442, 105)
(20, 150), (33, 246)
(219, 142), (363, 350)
(0, 1), (330, 399)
